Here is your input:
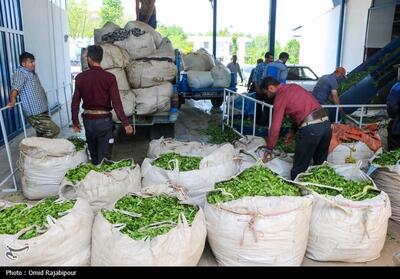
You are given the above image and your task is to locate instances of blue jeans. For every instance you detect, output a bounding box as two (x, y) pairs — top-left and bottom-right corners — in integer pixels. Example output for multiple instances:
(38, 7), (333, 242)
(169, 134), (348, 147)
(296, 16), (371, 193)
(291, 121), (332, 180)
(139, 13), (157, 29)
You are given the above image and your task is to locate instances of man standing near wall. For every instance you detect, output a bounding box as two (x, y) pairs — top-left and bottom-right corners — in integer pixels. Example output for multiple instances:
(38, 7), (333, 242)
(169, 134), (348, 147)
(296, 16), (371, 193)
(227, 55), (244, 84)
(72, 45), (134, 165)
(136, 0), (157, 29)
(7, 52), (60, 138)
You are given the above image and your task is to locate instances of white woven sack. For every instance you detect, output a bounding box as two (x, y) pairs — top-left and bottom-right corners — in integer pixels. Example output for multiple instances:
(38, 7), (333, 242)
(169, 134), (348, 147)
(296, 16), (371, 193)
(90, 189), (206, 266)
(182, 48), (215, 71)
(187, 71), (214, 88)
(124, 21), (163, 48)
(205, 195), (313, 266)
(94, 21), (120, 44)
(134, 83), (173, 115)
(370, 160), (400, 224)
(295, 164), (391, 262)
(114, 33), (156, 60)
(105, 68), (130, 91)
(146, 37), (175, 61)
(141, 144), (239, 207)
(0, 198), (94, 266)
(126, 60), (176, 89)
(111, 90), (136, 123)
(147, 137), (220, 159)
(19, 137), (87, 200)
(327, 141), (375, 167)
(59, 163), (141, 213)
(211, 64), (231, 88)
(233, 136), (266, 151)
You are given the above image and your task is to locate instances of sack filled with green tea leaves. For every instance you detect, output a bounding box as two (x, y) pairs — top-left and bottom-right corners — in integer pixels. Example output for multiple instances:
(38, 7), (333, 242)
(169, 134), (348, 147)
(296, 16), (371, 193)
(205, 165), (313, 266)
(91, 187), (206, 266)
(295, 162), (391, 263)
(370, 149), (400, 224)
(142, 144), (239, 207)
(0, 197), (93, 266)
(59, 159), (141, 212)
(19, 137), (88, 200)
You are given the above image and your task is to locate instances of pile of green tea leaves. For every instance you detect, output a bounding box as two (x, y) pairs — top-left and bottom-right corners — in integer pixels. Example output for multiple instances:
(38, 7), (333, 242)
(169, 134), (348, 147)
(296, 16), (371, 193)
(152, 153), (202, 172)
(207, 166), (301, 204)
(67, 136), (86, 151)
(299, 164), (379, 201)
(373, 149), (400, 166)
(66, 159), (133, 184)
(102, 195), (198, 240)
(0, 197), (75, 240)
(200, 124), (240, 144)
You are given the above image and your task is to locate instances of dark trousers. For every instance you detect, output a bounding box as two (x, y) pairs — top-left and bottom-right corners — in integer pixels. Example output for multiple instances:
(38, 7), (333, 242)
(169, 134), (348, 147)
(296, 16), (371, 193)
(83, 117), (114, 165)
(139, 13), (157, 29)
(388, 120), (400, 151)
(291, 121), (332, 180)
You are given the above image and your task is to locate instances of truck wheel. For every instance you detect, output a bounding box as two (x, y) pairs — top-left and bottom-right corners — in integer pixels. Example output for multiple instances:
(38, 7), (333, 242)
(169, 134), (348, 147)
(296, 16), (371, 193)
(150, 123), (175, 139)
(211, 97), (224, 108)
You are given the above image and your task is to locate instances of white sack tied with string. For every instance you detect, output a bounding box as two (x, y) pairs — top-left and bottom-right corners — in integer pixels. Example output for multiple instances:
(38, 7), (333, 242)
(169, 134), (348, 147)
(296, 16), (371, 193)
(0, 198), (93, 266)
(141, 144), (239, 207)
(19, 137), (87, 200)
(295, 163), (391, 262)
(90, 188), (206, 266)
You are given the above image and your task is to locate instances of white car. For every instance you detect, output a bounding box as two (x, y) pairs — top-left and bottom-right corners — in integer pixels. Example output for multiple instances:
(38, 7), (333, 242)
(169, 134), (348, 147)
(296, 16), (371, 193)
(287, 65), (319, 91)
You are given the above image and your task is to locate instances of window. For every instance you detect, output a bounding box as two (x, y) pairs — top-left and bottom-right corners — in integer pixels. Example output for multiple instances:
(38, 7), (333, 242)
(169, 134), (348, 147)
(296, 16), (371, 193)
(300, 67), (318, 80)
(288, 67), (301, 80)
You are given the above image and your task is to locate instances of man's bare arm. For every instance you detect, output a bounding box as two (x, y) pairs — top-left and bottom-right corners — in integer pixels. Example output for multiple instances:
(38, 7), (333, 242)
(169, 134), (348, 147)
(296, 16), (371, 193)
(7, 90), (18, 108)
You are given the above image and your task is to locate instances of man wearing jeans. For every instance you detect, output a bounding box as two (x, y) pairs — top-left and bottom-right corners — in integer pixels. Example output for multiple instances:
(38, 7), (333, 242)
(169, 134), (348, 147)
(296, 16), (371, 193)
(136, 0), (157, 29)
(7, 52), (60, 138)
(72, 45), (134, 165)
(260, 77), (332, 180)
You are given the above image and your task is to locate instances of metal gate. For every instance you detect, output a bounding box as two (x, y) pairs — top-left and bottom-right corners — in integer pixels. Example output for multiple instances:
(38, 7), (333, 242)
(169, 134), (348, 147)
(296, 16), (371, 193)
(0, 0), (24, 145)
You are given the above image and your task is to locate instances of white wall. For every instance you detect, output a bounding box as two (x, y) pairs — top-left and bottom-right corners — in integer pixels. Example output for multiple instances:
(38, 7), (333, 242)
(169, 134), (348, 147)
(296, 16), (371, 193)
(21, 0), (71, 108)
(341, 0), (372, 72)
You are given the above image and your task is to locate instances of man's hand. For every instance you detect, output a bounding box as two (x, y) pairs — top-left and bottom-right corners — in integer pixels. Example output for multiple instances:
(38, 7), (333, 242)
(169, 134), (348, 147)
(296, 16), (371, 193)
(124, 125), (134, 135)
(284, 131), (295, 144)
(262, 149), (274, 163)
(6, 101), (16, 109)
(72, 125), (81, 133)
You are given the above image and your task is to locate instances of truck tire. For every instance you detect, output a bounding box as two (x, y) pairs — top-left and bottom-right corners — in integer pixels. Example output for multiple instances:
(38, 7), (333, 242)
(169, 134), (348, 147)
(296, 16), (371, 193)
(150, 123), (175, 139)
(211, 97), (224, 108)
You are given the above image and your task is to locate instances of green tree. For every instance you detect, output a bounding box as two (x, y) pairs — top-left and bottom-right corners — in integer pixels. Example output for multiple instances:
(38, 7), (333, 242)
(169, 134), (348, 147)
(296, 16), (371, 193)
(245, 35), (269, 65)
(231, 33), (238, 56)
(100, 0), (124, 26)
(284, 39), (300, 64)
(157, 24), (193, 54)
(67, 0), (97, 38)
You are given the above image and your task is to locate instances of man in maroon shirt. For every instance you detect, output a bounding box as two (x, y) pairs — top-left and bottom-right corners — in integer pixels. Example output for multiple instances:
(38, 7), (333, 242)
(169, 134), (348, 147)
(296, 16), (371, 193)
(71, 45), (134, 165)
(260, 77), (332, 180)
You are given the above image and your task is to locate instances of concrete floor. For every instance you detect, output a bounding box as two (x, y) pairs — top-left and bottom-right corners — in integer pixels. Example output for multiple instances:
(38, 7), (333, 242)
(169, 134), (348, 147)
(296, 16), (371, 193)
(0, 99), (399, 266)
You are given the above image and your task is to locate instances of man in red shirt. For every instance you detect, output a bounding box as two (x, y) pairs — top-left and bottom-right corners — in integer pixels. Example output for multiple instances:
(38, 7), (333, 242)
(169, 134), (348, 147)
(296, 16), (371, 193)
(72, 45), (134, 165)
(260, 77), (332, 180)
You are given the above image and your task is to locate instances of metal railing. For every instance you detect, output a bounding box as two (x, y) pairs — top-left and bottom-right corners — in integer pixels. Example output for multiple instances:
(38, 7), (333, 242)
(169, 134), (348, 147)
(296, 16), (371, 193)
(222, 89), (274, 137)
(222, 89), (388, 137)
(0, 102), (27, 193)
(46, 81), (74, 128)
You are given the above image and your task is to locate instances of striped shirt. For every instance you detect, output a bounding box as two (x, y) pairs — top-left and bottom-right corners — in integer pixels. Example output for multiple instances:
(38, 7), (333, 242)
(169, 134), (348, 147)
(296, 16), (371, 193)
(11, 67), (48, 116)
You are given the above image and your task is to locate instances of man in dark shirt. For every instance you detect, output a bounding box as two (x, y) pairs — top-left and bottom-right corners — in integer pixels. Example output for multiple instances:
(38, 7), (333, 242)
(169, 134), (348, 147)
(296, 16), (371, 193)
(387, 70), (400, 150)
(260, 77), (332, 180)
(72, 45), (134, 165)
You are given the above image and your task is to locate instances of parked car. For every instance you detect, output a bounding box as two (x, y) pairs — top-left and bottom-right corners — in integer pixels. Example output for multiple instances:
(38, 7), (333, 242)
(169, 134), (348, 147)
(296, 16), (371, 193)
(287, 65), (319, 91)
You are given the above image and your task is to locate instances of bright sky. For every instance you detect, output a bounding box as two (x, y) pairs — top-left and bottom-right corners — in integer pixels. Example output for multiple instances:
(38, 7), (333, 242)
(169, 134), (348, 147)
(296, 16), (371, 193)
(89, 0), (334, 43)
